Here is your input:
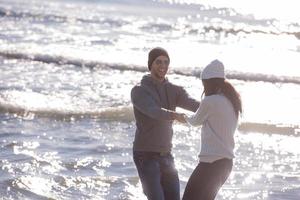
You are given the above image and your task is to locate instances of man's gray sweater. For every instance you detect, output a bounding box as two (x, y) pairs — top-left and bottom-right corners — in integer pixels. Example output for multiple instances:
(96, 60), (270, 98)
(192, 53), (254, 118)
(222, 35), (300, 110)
(131, 75), (199, 153)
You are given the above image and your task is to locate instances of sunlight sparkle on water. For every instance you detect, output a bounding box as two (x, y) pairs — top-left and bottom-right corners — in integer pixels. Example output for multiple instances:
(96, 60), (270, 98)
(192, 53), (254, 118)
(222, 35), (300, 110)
(14, 176), (56, 198)
(239, 82), (300, 125)
(161, 0), (300, 22)
(124, 181), (147, 200)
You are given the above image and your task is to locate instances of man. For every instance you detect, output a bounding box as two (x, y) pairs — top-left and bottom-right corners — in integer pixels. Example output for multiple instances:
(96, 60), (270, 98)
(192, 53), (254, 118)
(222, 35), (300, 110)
(131, 47), (200, 200)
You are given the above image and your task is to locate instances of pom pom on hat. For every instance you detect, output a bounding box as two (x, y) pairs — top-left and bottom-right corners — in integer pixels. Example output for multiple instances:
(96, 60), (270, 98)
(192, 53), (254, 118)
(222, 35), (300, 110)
(148, 47), (170, 70)
(201, 59), (225, 80)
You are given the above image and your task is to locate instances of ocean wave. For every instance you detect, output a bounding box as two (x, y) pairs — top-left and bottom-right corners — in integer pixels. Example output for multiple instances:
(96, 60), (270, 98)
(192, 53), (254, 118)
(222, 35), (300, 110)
(8, 177), (58, 200)
(0, 7), (129, 27)
(141, 23), (173, 32)
(1, 6), (300, 40)
(0, 101), (299, 136)
(0, 51), (146, 72)
(141, 22), (300, 40)
(202, 25), (300, 40)
(1, 174), (126, 199)
(1, 51), (300, 84)
(0, 96), (135, 121)
(238, 122), (300, 136)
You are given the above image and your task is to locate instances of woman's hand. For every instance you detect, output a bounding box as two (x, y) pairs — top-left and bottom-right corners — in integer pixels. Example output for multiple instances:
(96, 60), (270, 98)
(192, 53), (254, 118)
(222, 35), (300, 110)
(174, 113), (187, 123)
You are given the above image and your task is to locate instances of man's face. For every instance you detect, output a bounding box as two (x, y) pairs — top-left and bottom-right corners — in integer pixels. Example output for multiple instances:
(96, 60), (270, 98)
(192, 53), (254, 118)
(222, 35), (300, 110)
(150, 55), (169, 80)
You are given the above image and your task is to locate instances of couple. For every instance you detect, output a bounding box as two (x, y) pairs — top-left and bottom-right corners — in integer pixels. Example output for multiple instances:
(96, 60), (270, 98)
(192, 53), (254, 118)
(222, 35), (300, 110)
(131, 47), (242, 200)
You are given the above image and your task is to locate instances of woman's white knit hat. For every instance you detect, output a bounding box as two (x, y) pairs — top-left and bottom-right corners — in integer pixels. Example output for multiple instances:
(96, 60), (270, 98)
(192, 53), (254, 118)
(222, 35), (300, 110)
(201, 59), (225, 80)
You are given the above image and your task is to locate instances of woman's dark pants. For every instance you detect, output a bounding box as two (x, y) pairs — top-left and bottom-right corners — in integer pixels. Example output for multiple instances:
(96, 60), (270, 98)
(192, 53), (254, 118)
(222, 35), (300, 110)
(182, 158), (233, 200)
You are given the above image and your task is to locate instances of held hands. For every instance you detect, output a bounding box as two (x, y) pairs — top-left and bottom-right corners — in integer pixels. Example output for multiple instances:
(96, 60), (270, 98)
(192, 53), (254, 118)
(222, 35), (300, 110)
(174, 113), (187, 123)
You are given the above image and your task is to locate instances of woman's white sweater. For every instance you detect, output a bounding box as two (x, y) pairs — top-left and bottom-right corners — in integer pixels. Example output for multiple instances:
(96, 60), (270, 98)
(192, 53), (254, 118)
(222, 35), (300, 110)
(185, 94), (238, 163)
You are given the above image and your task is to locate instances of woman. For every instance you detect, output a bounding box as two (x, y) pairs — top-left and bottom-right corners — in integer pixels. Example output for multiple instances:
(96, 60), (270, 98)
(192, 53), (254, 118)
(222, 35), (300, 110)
(182, 59), (242, 200)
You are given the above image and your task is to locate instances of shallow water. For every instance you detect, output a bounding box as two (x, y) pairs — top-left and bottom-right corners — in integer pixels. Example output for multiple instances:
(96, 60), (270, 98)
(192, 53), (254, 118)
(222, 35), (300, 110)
(1, 0), (300, 199)
(1, 114), (300, 199)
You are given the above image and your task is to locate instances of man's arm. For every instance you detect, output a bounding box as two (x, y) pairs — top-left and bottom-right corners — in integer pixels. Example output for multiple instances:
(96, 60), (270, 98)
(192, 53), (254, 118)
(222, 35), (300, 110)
(131, 86), (180, 121)
(176, 87), (200, 112)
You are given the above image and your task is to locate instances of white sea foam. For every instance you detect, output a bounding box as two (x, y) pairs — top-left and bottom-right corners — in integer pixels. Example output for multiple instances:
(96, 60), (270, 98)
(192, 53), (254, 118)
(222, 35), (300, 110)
(1, 51), (299, 84)
(0, 95), (298, 135)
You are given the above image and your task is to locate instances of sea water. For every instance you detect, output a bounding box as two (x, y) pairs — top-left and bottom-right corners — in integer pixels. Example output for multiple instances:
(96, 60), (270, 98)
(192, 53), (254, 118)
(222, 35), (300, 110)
(0, 0), (300, 199)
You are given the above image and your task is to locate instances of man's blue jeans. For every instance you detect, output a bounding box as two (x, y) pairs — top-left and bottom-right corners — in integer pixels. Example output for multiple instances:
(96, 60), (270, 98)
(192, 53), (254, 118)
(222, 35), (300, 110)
(133, 151), (180, 200)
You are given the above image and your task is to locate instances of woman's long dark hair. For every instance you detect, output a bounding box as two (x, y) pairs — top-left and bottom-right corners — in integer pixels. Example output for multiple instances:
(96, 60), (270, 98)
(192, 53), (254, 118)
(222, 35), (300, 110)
(202, 78), (242, 117)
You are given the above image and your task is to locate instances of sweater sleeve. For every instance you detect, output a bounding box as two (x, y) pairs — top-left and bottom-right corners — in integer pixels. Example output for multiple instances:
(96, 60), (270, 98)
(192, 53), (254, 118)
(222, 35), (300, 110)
(185, 98), (210, 126)
(131, 86), (176, 121)
(176, 86), (200, 112)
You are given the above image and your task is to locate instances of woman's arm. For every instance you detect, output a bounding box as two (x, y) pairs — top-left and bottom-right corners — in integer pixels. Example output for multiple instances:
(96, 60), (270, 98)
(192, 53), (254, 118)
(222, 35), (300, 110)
(184, 98), (210, 126)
